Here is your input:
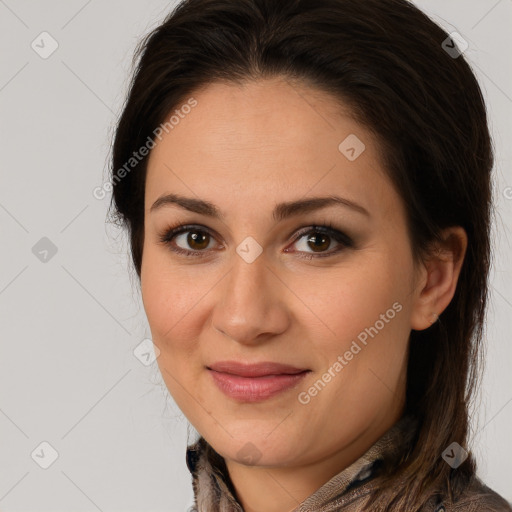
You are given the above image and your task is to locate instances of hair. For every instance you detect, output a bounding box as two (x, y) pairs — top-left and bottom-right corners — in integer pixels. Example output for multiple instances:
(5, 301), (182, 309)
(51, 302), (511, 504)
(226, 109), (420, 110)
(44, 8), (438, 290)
(108, 0), (494, 510)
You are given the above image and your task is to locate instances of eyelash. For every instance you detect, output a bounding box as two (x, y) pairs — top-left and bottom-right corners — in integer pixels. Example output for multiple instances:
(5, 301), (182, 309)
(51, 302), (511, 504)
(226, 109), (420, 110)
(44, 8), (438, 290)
(157, 221), (354, 260)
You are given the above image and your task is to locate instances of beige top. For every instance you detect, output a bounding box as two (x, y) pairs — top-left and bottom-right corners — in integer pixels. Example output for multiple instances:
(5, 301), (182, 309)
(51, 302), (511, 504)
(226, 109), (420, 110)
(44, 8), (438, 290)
(185, 415), (512, 511)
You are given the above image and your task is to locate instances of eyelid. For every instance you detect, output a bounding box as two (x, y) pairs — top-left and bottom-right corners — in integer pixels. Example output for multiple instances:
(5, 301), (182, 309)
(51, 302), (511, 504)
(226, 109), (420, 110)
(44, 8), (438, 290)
(158, 221), (354, 258)
(158, 224), (221, 253)
(288, 223), (353, 246)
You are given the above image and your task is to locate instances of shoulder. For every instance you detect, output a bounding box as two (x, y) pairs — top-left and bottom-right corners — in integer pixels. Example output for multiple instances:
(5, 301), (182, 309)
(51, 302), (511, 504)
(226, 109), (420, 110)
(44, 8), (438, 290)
(447, 477), (512, 512)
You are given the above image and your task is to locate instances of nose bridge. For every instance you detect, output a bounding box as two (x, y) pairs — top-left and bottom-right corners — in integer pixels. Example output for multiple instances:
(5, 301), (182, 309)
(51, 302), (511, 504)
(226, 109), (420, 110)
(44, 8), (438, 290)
(212, 251), (288, 343)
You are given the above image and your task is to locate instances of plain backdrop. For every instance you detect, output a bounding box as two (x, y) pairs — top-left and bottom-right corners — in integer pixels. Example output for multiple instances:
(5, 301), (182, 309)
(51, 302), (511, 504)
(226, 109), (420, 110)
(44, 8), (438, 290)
(0, 0), (511, 510)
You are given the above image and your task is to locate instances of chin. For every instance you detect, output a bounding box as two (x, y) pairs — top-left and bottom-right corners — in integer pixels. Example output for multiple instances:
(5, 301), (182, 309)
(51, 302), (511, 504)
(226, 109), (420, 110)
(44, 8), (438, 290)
(210, 428), (298, 467)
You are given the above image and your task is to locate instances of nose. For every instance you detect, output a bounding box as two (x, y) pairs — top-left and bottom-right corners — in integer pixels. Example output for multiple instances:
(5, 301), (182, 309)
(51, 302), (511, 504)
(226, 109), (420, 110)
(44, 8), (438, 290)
(211, 254), (290, 345)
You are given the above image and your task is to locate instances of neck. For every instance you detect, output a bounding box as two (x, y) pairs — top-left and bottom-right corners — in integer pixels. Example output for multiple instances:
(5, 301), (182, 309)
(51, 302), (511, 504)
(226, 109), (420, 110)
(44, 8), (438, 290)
(224, 413), (402, 512)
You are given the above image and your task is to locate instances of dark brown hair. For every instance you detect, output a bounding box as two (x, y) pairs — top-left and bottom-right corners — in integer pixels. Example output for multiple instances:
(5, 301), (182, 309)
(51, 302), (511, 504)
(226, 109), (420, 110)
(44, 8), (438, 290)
(109, 0), (494, 509)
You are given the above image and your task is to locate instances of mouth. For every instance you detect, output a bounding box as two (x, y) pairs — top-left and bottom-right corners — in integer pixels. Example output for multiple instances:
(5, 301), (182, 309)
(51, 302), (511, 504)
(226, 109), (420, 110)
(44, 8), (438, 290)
(206, 361), (311, 402)
(207, 360), (309, 377)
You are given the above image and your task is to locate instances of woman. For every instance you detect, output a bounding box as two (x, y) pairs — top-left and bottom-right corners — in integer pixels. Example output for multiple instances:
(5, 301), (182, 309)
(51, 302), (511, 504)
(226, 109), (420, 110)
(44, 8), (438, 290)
(109, 0), (512, 510)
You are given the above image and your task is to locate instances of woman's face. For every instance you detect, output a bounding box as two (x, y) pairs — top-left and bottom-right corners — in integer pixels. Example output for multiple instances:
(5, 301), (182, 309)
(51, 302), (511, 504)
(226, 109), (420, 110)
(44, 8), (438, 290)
(141, 77), (423, 468)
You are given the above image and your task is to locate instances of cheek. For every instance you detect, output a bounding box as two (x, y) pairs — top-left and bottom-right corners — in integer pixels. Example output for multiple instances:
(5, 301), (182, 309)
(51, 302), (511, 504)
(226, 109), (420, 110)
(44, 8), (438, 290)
(301, 252), (412, 392)
(141, 245), (200, 336)
(141, 252), (207, 413)
(303, 256), (409, 338)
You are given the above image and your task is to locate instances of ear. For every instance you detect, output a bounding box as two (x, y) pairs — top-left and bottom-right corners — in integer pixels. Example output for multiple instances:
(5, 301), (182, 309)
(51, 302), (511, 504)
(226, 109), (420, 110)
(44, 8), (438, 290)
(410, 226), (468, 331)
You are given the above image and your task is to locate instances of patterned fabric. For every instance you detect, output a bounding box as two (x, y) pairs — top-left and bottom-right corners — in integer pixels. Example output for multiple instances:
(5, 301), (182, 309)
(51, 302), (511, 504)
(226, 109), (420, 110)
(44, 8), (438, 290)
(185, 415), (512, 512)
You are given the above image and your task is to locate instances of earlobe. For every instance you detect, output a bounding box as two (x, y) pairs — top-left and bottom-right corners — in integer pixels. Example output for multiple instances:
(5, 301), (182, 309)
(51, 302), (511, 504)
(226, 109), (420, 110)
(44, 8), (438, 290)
(410, 227), (468, 331)
(428, 311), (439, 325)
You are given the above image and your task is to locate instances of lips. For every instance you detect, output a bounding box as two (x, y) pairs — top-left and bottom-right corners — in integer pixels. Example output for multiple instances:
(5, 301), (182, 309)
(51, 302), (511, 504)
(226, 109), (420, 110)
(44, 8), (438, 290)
(206, 361), (311, 402)
(207, 360), (309, 377)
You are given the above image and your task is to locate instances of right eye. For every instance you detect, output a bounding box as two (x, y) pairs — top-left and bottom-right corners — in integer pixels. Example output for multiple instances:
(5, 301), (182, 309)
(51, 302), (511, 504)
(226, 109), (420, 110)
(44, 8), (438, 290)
(159, 224), (220, 257)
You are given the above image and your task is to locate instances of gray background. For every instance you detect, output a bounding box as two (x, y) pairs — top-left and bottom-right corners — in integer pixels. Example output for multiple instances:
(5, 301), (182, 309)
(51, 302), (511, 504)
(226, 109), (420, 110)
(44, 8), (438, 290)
(0, 0), (511, 510)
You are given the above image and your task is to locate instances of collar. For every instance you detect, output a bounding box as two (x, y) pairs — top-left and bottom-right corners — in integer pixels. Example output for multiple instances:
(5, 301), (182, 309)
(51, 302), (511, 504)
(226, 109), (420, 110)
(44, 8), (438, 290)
(186, 414), (418, 511)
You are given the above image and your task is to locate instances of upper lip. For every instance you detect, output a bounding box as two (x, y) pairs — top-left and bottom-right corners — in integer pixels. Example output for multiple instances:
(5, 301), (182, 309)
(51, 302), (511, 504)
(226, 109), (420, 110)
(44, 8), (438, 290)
(207, 361), (309, 377)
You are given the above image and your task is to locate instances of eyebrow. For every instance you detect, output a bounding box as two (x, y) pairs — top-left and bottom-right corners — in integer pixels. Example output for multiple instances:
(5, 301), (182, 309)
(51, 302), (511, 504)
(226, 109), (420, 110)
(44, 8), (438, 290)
(149, 193), (370, 221)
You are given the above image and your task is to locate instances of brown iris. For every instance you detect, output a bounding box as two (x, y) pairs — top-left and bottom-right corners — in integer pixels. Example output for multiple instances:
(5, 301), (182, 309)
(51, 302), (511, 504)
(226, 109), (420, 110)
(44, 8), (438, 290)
(306, 232), (331, 252)
(187, 230), (210, 250)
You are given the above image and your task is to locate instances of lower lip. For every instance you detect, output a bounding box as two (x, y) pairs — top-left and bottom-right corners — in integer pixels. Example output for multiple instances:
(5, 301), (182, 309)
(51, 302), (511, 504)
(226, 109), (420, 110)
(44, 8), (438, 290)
(208, 369), (310, 402)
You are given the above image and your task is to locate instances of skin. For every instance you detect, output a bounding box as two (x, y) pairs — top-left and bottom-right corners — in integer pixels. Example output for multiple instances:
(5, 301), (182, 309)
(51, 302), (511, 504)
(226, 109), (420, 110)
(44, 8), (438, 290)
(140, 77), (467, 512)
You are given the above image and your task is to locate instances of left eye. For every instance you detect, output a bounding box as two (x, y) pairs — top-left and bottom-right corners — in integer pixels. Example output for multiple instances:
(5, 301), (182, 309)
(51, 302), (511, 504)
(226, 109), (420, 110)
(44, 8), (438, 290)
(159, 224), (354, 259)
(286, 225), (354, 259)
(292, 230), (340, 254)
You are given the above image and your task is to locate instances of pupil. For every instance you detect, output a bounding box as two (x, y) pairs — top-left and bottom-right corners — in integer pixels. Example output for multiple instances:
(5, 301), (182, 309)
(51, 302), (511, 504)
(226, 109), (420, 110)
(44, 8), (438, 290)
(189, 231), (208, 250)
(308, 233), (329, 252)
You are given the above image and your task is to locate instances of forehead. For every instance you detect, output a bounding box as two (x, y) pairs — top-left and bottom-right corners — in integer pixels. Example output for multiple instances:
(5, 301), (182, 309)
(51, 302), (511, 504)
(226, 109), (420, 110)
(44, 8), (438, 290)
(145, 78), (400, 222)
